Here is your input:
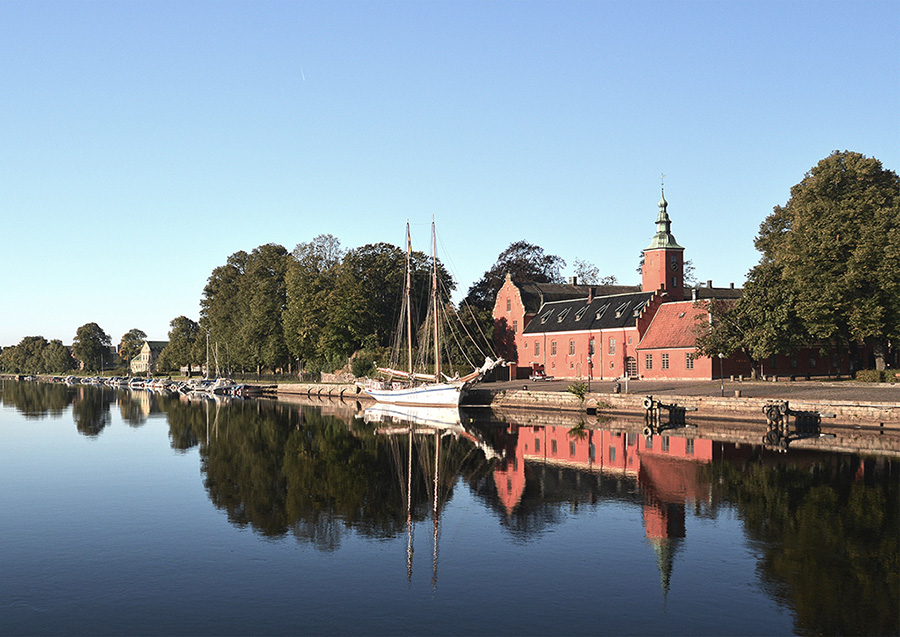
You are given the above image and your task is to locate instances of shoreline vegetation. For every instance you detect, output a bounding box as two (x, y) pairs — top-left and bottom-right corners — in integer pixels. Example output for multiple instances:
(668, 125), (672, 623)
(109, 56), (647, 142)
(2, 152), (898, 381)
(4, 373), (898, 426)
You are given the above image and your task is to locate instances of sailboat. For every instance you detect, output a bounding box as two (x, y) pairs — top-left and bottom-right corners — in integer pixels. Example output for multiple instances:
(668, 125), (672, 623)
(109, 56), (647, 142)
(359, 220), (502, 407)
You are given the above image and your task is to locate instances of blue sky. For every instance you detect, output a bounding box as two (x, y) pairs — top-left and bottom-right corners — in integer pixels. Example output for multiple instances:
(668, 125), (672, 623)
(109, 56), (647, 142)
(1, 0), (897, 347)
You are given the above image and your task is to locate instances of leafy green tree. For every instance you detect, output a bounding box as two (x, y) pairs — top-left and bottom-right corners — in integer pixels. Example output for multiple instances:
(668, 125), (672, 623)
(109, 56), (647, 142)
(72, 323), (111, 372)
(118, 329), (147, 367)
(752, 151), (899, 370)
(11, 336), (48, 374)
(325, 242), (455, 368)
(464, 241), (566, 310)
(694, 261), (808, 378)
(283, 235), (345, 367)
(200, 250), (251, 373)
(42, 339), (76, 373)
(158, 316), (201, 376)
(242, 243), (291, 374)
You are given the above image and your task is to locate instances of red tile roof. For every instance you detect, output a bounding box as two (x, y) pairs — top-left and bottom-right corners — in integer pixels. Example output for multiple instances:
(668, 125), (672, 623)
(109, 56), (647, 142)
(637, 301), (708, 350)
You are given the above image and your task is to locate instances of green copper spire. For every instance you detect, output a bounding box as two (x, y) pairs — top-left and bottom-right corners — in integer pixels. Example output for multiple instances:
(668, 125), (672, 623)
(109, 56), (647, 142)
(646, 188), (684, 250)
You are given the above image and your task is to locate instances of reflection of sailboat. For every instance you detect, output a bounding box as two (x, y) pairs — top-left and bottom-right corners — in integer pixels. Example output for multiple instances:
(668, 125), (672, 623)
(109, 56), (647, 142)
(380, 421), (444, 588)
(364, 403), (503, 461)
(359, 221), (501, 406)
(376, 410), (496, 589)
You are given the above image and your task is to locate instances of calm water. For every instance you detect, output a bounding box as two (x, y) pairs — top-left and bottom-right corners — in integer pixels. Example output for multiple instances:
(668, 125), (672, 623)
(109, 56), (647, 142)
(1, 381), (897, 636)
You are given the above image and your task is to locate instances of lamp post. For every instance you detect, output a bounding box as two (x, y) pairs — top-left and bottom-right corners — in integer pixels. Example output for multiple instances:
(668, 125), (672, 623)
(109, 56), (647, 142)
(718, 353), (725, 396)
(587, 355), (592, 392)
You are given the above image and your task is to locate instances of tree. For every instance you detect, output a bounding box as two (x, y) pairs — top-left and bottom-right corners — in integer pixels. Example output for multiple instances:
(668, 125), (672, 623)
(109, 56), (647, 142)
(753, 151), (899, 370)
(572, 258), (617, 285)
(118, 329), (147, 366)
(464, 241), (566, 310)
(42, 339), (76, 373)
(200, 250), (251, 373)
(242, 244), (291, 374)
(284, 235), (346, 366)
(12, 336), (48, 374)
(322, 242), (455, 366)
(72, 323), (111, 372)
(159, 316), (201, 376)
(694, 262), (808, 378)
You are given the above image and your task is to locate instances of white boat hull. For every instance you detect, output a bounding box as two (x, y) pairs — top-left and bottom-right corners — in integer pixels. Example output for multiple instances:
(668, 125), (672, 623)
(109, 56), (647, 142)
(363, 382), (463, 406)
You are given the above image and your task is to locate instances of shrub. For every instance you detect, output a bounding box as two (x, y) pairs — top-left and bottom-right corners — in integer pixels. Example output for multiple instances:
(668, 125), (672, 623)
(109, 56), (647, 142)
(854, 369), (886, 383)
(567, 381), (588, 403)
(351, 352), (377, 378)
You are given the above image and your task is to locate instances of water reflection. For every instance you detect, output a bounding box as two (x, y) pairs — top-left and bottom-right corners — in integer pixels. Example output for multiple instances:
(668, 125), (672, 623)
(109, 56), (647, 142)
(1, 381), (897, 634)
(162, 392), (897, 635)
(0, 379), (73, 419)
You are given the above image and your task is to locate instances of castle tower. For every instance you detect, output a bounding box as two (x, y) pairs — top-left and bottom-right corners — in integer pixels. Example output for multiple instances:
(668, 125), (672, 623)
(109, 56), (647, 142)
(642, 189), (684, 301)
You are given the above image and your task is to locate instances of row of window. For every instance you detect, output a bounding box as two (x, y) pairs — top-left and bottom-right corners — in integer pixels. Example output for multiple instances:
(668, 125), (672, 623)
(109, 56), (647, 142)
(644, 352), (694, 370)
(534, 433), (695, 458)
(528, 337), (640, 356)
(528, 339), (696, 371)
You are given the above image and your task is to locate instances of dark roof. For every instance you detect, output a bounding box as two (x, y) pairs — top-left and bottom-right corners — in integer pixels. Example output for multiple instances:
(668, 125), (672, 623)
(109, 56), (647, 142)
(516, 281), (642, 314)
(145, 340), (169, 351)
(522, 291), (654, 334)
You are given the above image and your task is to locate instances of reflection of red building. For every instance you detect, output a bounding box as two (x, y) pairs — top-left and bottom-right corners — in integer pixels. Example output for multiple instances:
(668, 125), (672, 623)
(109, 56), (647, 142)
(494, 423), (716, 593)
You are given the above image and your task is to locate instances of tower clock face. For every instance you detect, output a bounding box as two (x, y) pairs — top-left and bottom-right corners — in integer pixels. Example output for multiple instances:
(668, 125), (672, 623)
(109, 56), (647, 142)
(670, 256), (678, 270)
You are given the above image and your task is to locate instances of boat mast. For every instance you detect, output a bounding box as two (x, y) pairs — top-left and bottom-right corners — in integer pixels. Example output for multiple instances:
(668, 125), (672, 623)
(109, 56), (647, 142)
(406, 222), (414, 381)
(431, 219), (440, 380)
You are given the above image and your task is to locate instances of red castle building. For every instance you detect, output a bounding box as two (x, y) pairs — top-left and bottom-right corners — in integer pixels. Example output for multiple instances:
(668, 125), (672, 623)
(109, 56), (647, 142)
(492, 191), (850, 380)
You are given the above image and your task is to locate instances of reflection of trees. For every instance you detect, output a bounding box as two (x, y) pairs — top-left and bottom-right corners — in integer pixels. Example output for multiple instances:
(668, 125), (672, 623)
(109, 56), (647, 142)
(0, 380), (73, 419)
(185, 401), (409, 546)
(72, 386), (114, 437)
(283, 411), (407, 548)
(168, 399), (497, 551)
(705, 456), (899, 636)
(160, 395), (209, 451)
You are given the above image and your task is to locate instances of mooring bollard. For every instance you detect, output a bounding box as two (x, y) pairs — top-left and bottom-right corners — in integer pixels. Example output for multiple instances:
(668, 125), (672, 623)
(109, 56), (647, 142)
(642, 395), (697, 435)
(762, 400), (835, 450)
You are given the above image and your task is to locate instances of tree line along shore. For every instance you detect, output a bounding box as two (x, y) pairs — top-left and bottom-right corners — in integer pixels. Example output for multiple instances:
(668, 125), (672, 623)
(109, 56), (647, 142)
(2, 151), (898, 381)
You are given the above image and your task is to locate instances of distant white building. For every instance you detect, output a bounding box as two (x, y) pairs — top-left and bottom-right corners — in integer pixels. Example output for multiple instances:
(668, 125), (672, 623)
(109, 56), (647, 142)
(130, 341), (168, 374)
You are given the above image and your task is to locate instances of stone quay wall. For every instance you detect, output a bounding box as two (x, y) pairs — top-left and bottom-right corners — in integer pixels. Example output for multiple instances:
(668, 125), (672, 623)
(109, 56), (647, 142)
(482, 387), (900, 427)
(276, 382), (899, 428)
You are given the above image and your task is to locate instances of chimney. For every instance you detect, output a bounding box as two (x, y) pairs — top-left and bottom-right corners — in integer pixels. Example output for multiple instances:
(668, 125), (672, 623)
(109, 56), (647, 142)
(692, 288), (697, 301)
(588, 287), (594, 303)
(707, 279), (713, 289)
(569, 276), (578, 285)
(730, 282), (735, 289)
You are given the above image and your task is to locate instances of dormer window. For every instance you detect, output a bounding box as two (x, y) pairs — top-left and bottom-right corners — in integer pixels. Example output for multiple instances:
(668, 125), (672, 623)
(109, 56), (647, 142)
(632, 300), (647, 317)
(575, 306), (587, 321)
(556, 308), (570, 322)
(596, 303), (610, 320)
(615, 301), (629, 318)
(540, 310), (552, 324)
